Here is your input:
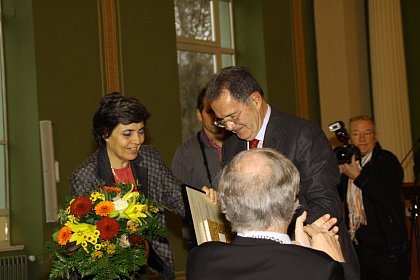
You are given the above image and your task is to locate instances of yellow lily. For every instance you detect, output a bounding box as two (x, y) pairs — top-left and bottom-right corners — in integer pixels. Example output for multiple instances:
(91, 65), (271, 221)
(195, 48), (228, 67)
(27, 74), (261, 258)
(112, 184), (143, 220)
(119, 201), (147, 222)
(121, 184), (139, 202)
(65, 221), (97, 245)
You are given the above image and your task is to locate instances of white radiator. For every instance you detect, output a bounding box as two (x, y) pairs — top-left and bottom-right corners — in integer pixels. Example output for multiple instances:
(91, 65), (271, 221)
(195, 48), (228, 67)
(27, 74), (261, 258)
(0, 255), (27, 280)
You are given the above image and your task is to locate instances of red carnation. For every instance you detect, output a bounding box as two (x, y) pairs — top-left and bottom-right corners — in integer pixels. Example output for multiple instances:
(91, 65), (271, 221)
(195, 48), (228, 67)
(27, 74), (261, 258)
(128, 234), (143, 246)
(70, 196), (92, 218)
(97, 217), (120, 240)
(129, 235), (149, 256)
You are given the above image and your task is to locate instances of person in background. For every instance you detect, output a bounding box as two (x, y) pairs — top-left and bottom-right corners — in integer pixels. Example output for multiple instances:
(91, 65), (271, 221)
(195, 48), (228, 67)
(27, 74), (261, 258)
(338, 115), (409, 280)
(171, 88), (228, 189)
(205, 66), (359, 279)
(186, 148), (345, 280)
(69, 92), (185, 280)
(171, 88), (229, 248)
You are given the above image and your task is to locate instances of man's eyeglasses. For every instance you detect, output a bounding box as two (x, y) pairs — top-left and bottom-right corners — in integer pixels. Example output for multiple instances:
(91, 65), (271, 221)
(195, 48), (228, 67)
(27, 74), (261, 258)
(213, 105), (244, 128)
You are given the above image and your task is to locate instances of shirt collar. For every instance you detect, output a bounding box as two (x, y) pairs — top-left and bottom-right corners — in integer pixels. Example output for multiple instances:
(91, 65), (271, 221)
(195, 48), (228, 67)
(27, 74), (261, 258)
(237, 229), (291, 244)
(254, 105), (271, 143)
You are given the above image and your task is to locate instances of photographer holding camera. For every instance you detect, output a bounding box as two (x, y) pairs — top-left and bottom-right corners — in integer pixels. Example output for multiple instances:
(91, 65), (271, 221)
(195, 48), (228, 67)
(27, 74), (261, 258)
(335, 115), (409, 280)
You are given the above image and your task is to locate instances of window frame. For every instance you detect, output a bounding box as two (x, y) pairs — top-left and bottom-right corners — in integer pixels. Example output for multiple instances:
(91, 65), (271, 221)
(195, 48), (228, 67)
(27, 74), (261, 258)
(175, 0), (236, 141)
(175, 0), (236, 71)
(0, 1), (20, 252)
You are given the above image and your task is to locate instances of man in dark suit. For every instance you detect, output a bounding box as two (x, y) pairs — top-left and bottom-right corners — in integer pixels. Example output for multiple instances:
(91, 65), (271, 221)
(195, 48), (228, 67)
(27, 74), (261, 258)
(205, 66), (359, 279)
(186, 148), (345, 280)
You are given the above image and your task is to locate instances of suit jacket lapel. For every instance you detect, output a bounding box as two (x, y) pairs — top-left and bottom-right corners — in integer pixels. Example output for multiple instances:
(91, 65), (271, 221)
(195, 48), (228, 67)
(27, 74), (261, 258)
(132, 155), (149, 197)
(96, 146), (149, 197)
(97, 146), (115, 185)
(263, 110), (282, 149)
(222, 135), (247, 164)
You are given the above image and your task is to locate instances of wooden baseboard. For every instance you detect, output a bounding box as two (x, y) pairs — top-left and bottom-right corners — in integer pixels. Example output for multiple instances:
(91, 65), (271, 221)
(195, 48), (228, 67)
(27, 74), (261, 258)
(147, 271), (186, 280)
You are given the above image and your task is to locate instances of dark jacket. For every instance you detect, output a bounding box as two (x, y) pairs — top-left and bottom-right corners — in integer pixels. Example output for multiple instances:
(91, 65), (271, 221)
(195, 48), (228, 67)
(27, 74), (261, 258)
(338, 142), (408, 251)
(186, 236), (344, 280)
(171, 129), (223, 189)
(69, 145), (185, 280)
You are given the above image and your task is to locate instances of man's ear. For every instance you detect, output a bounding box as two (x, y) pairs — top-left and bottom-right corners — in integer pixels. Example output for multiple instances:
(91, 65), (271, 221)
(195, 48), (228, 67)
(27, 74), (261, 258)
(250, 92), (262, 106)
(196, 108), (203, 122)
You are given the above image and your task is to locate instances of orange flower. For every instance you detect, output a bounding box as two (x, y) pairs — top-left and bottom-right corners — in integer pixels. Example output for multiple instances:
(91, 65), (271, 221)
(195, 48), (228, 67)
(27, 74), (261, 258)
(70, 196), (92, 218)
(97, 217), (120, 240)
(95, 201), (115, 216)
(57, 226), (72, 245)
(91, 251), (103, 259)
(107, 243), (116, 255)
(103, 186), (121, 192)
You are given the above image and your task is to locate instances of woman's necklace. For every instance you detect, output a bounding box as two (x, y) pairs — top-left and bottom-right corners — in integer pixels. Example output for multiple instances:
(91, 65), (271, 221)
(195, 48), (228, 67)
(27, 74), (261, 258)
(111, 163), (132, 184)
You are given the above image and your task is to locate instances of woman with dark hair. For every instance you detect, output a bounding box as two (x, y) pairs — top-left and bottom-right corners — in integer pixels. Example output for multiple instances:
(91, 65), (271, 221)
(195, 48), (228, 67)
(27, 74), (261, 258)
(69, 92), (184, 280)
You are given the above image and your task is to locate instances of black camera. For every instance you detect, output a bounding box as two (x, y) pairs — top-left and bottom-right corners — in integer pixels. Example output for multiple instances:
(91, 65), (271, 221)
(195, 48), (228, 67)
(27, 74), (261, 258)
(328, 121), (361, 164)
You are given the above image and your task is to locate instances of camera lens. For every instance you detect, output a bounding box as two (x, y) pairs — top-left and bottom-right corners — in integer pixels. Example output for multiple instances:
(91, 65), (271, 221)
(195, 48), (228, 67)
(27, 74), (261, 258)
(333, 146), (352, 164)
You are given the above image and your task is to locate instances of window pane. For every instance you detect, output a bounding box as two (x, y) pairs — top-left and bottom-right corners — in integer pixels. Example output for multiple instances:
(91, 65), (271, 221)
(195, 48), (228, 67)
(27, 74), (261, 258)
(0, 61), (4, 140)
(177, 50), (216, 141)
(219, 0), (232, 48)
(0, 215), (8, 241)
(0, 145), (5, 209)
(221, 53), (234, 68)
(175, 0), (213, 41)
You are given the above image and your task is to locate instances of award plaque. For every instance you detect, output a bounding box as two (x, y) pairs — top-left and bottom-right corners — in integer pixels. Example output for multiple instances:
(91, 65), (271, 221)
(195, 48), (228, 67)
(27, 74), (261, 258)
(182, 184), (232, 245)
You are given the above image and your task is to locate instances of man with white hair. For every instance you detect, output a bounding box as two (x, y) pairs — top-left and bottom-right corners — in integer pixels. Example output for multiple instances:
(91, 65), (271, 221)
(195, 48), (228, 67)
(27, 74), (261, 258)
(186, 148), (345, 280)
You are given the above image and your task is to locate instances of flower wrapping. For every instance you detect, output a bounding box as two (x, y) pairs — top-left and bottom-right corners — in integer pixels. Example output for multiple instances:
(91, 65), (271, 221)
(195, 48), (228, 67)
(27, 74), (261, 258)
(45, 183), (168, 280)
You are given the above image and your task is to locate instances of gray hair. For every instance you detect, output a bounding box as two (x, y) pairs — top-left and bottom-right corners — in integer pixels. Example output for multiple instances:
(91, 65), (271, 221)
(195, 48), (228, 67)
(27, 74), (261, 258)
(206, 66), (264, 103)
(218, 148), (300, 232)
(349, 115), (376, 133)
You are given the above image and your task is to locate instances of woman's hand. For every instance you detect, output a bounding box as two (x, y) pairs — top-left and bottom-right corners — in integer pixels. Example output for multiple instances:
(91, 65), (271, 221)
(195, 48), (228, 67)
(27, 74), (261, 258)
(202, 186), (217, 204)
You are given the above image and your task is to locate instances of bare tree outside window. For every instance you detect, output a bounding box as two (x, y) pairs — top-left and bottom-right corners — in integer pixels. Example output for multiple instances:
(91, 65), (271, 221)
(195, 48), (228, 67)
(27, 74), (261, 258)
(174, 0), (213, 40)
(177, 51), (215, 140)
(175, 0), (235, 141)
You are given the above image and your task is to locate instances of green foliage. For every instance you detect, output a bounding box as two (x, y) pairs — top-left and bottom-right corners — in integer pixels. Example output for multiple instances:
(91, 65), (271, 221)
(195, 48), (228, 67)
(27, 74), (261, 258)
(48, 244), (147, 279)
(45, 183), (168, 280)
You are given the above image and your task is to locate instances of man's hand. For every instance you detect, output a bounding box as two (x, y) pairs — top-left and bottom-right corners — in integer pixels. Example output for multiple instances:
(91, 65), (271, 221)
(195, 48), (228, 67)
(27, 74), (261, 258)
(202, 186), (217, 204)
(294, 212), (338, 247)
(339, 155), (360, 180)
(304, 220), (344, 262)
(294, 212), (344, 262)
(294, 211), (311, 247)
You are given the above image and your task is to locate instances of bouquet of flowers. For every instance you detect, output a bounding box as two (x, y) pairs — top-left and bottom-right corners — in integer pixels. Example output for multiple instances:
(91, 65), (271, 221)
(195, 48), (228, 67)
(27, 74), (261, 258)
(45, 183), (168, 280)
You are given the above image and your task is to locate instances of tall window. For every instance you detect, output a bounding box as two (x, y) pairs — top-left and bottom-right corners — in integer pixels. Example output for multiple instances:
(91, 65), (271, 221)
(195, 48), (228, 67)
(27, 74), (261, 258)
(174, 0), (235, 141)
(0, 1), (10, 247)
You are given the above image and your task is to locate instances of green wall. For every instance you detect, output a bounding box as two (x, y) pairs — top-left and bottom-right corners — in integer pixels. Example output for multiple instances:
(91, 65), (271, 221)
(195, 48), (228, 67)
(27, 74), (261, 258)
(118, 1), (182, 158)
(2, 0), (48, 278)
(233, 0), (321, 124)
(233, 0), (268, 97)
(401, 0), (420, 178)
